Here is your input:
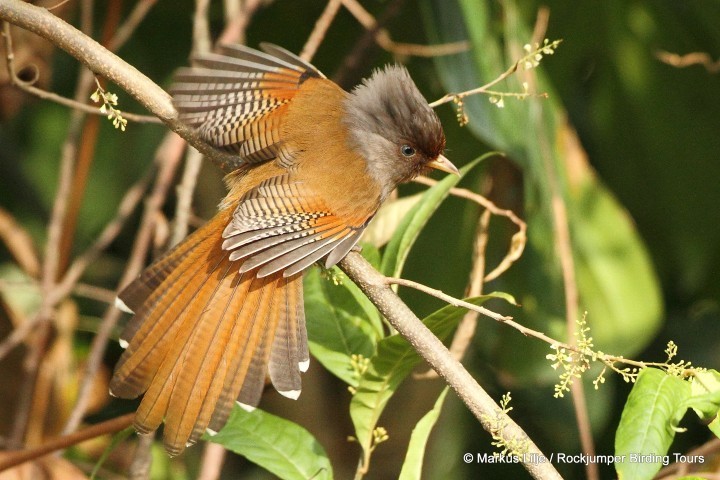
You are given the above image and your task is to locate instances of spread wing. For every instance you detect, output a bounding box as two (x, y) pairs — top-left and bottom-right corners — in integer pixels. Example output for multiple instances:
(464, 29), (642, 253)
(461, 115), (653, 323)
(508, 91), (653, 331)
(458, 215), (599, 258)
(222, 174), (371, 277)
(171, 43), (324, 169)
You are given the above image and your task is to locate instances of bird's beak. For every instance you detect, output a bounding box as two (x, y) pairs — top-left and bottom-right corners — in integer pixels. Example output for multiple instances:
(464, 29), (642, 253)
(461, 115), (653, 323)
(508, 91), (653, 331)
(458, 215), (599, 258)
(427, 154), (460, 176)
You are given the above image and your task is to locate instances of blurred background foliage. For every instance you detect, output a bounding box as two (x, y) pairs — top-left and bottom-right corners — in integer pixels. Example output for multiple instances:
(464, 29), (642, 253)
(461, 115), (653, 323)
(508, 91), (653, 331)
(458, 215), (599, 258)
(0, 0), (718, 478)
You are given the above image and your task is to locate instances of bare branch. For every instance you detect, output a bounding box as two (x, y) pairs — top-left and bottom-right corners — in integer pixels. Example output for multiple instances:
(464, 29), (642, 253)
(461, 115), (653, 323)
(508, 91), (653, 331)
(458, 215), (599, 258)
(655, 49), (720, 74)
(340, 0), (468, 58)
(517, 9), (596, 475)
(0, 207), (40, 277)
(107, 0), (158, 52)
(198, 443), (227, 480)
(129, 433), (155, 480)
(385, 276), (511, 323)
(0, 414), (134, 472)
(218, 0), (263, 45)
(301, 0), (342, 62)
(192, 0), (212, 56)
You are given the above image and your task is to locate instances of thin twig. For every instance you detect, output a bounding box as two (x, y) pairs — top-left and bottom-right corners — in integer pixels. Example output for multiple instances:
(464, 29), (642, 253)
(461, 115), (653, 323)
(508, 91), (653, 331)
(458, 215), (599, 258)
(386, 276), (511, 322)
(415, 208), (491, 380)
(428, 32), (557, 109)
(217, 0), (263, 45)
(168, 0), (211, 249)
(192, 0), (211, 56)
(300, 0), (342, 62)
(171, 148), (203, 247)
(655, 50), (720, 74)
(0, 414), (135, 472)
(73, 282), (117, 305)
(198, 443), (227, 480)
(339, 0), (468, 58)
(129, 433), (154, 480)
(413, 175), (526, 281)
(8, 323), (51, 448)
(108, 0), (157, 52)
(451, 209), (491, 351)
(0, 207), (40, 277)
(388, 266), (698, 376)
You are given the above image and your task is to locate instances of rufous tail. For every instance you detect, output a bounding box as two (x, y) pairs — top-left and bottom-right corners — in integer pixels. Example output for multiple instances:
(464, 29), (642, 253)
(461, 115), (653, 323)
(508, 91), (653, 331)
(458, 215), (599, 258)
(109, 208), (308, 456)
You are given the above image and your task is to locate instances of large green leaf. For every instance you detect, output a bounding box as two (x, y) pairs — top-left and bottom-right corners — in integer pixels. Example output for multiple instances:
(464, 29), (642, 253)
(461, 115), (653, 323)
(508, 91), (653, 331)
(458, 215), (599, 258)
(350, 293), (515, 459)
(687, 370), (720, 439)
(398, 387), (450, 480)
(207, 405), (332, 480)
(304, 266), (382, 386)
(615, 368), (690, 480)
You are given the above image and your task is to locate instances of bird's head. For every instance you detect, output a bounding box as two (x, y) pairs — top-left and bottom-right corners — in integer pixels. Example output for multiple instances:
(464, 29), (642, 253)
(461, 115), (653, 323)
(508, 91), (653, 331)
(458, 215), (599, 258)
(344, 65), (458, 199)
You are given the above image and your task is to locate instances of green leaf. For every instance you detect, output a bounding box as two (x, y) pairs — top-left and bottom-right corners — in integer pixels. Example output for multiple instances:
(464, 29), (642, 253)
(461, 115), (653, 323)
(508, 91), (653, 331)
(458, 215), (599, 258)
(571, 180), (663, 355)
(362, 193), (424, 248)
(207, 405), (332, 480)
(687, 370), (720, 421)
(350, 293), (514, 458)
(380, 155), (488, 278)
(615, 368), (691, 480)
(708, 417), (720, 440)
(304, 266), (382, 386)
(398, 387), (450, 480)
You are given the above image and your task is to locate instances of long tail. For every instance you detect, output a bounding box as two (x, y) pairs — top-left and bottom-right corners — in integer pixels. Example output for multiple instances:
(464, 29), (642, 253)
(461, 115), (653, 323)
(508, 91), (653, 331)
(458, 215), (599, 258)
(109, 209), (308, 456)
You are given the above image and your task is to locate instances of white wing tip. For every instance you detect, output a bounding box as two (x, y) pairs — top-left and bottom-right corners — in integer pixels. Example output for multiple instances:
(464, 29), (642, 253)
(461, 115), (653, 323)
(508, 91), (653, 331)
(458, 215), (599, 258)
(299, 359), (310, 373)
(279, 389), (301, 400)
(236, 401), (256, 412)
(206, 428), (218, 437)
(119, 338), (129, 349)
(114, 296), (134, 314)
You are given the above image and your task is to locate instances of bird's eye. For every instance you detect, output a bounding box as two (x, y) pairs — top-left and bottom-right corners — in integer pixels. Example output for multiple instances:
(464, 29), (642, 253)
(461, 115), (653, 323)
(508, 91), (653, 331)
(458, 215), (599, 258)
(400, 145), (416, 157)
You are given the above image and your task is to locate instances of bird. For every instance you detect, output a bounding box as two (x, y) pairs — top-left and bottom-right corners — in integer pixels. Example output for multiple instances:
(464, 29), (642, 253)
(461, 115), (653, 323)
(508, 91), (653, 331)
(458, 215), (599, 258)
(109, 43), (458, 456)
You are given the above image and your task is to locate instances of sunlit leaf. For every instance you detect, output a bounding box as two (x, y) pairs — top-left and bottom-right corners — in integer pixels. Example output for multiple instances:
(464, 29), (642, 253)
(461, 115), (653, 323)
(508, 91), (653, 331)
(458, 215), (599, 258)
(615, 369), (690, 480)
(398, 387), (449, 480)
(208, 405), (332, 480)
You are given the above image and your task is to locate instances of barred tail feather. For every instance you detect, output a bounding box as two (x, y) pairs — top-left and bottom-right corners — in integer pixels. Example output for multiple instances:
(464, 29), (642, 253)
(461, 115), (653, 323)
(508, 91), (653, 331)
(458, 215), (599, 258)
(110, 209), (306, 455)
